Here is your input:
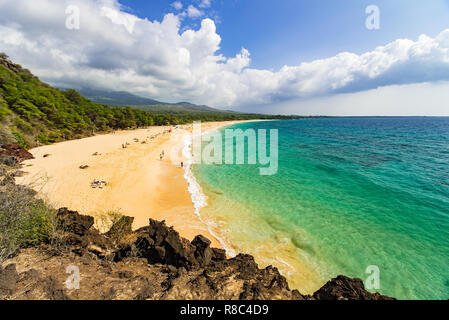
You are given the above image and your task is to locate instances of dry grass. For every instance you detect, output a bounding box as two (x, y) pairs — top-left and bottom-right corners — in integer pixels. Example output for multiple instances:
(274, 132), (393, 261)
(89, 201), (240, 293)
(94, 210), (124, 234)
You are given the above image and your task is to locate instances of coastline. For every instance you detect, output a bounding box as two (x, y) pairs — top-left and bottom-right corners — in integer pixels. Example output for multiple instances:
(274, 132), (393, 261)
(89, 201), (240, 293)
(182, 120), (257, 257)
(16, 120), (261, 249)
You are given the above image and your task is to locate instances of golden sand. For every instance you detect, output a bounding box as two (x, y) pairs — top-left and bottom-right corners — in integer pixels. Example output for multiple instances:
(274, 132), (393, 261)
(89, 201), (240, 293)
(16, 121), (253, 248)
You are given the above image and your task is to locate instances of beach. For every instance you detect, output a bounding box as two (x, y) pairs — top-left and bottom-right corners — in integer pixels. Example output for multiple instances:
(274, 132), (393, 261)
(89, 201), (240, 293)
(16, 120), (254, 248)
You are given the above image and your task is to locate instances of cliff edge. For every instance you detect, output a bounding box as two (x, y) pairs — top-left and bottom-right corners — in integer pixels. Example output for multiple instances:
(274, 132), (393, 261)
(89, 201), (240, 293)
(0, 208), (394, 300)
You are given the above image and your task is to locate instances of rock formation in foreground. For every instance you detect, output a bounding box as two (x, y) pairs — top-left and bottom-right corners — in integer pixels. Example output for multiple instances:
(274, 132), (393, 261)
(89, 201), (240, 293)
(0, 208), (394, 300)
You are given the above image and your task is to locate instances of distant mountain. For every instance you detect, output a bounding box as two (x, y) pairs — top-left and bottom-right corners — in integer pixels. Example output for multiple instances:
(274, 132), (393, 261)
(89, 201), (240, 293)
(77, 88), (167, 106)
(78, 88), (227, 114)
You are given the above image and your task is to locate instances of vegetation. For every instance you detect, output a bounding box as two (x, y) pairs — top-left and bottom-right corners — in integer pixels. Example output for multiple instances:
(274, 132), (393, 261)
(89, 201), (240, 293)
(0, 168), (56, 261)
(0, 53), (299, 149)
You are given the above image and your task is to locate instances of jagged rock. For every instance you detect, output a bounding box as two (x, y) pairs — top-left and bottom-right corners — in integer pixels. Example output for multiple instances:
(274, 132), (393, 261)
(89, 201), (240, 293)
(105, 216), (134, 240)
(85, 229), (114, 259)
(118, 219), (197, 269)
(60, 233), (88, 247)
(0, 57), (21, 73)
(230, 254), (259, 280)
(0, 144), (34, 163)
(211, 248), (227, 261)
(312, 275), (395, 300)
(1, 209), (395, 300)
(57, 208), (94, 236)
(192, 235), (213, 266)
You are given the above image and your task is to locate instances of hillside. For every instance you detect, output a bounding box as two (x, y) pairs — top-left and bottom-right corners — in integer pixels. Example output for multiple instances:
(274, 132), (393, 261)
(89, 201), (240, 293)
(0, 54), (296, 149)
(0, 54), (160, 148)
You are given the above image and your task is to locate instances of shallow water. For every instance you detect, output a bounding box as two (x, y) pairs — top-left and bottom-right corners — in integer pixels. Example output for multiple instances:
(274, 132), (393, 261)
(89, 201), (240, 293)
(193, 117), (449, 299)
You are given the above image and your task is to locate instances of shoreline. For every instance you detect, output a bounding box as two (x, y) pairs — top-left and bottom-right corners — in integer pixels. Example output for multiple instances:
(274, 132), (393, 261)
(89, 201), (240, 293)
(17, 118), (327, 292)
(16, 120), (262, 249)
(181, 121), (250, 257)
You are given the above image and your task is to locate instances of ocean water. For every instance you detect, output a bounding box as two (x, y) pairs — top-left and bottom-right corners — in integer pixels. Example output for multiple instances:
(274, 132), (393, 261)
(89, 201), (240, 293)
(192, 117), (449, 300)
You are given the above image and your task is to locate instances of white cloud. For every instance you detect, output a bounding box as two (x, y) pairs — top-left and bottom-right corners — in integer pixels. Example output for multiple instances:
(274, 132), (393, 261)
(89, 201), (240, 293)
(100, 6), (137, 33)
(251, 81), (449, 116)
(171, 1), (183, 11)
(199, 0), (211, 9)
(186, 5), (203, 19)
(1, 0), (449, 112)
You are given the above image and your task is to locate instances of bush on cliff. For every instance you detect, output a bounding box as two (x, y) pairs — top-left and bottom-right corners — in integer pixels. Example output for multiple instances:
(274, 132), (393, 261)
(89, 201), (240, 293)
(0, 179), (56, 261)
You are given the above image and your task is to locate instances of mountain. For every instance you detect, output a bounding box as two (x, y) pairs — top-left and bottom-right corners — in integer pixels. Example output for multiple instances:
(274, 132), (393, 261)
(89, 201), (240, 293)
(77, 88), (166, 106)
(78, 88), (226, 114)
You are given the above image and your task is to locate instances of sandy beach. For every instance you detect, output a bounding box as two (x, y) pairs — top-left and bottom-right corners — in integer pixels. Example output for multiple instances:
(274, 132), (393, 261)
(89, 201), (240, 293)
(16, 120), (255, 248)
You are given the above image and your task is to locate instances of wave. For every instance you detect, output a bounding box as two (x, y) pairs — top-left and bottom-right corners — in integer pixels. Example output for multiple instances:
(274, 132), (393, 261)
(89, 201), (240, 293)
(182, 125), (238, 257)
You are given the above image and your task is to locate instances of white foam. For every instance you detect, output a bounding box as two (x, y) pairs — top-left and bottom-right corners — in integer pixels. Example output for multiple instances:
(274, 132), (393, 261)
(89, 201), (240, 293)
(182, 126), (237, 257)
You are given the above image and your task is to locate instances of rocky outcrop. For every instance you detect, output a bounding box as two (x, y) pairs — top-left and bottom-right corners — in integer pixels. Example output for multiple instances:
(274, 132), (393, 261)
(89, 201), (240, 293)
(312, 275), (394, 300)
(0, 210), (395, 300)
(0, 56), (21, 74)
(0, 144), (34, 164)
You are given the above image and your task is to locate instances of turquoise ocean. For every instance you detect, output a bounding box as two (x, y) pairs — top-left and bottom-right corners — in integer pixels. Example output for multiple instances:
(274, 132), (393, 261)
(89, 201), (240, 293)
(192, 117), (449, 300)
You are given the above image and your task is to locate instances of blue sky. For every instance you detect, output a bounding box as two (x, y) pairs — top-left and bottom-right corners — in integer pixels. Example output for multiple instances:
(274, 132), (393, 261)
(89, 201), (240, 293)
(2, 0), (449, 115)
(119, 0), (449, 69)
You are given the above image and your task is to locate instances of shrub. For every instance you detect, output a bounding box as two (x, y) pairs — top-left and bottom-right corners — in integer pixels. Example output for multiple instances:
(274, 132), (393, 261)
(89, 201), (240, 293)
(0, 181), (56, 261)
(0, 98), (11, 121)
(11, 128), (27, 149)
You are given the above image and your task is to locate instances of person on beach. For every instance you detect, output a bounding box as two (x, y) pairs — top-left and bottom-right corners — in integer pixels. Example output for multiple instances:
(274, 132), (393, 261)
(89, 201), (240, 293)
(181, 161), (184, 168)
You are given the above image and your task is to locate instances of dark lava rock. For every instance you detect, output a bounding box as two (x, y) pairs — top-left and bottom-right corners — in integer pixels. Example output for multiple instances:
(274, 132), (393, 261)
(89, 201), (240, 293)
(230, 254), (259, 280)
(57, 208), (94, 236)
(121, 219), (197, 269)
(105, 216), (134, 240)
(312, 275), (395, 300)
(1, 206), (395, 300)
(0, 144), (34, 163)
(192, 235), (213, 266)
(211, 248), (227, 261)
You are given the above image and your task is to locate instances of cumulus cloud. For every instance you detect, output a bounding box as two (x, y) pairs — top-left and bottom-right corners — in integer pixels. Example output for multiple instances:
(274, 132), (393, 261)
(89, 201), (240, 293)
(199, 0), (211, 9)
(1, 0), (449, 109)
(186, 5), (203, 19)
(171, 1), (183, 11)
